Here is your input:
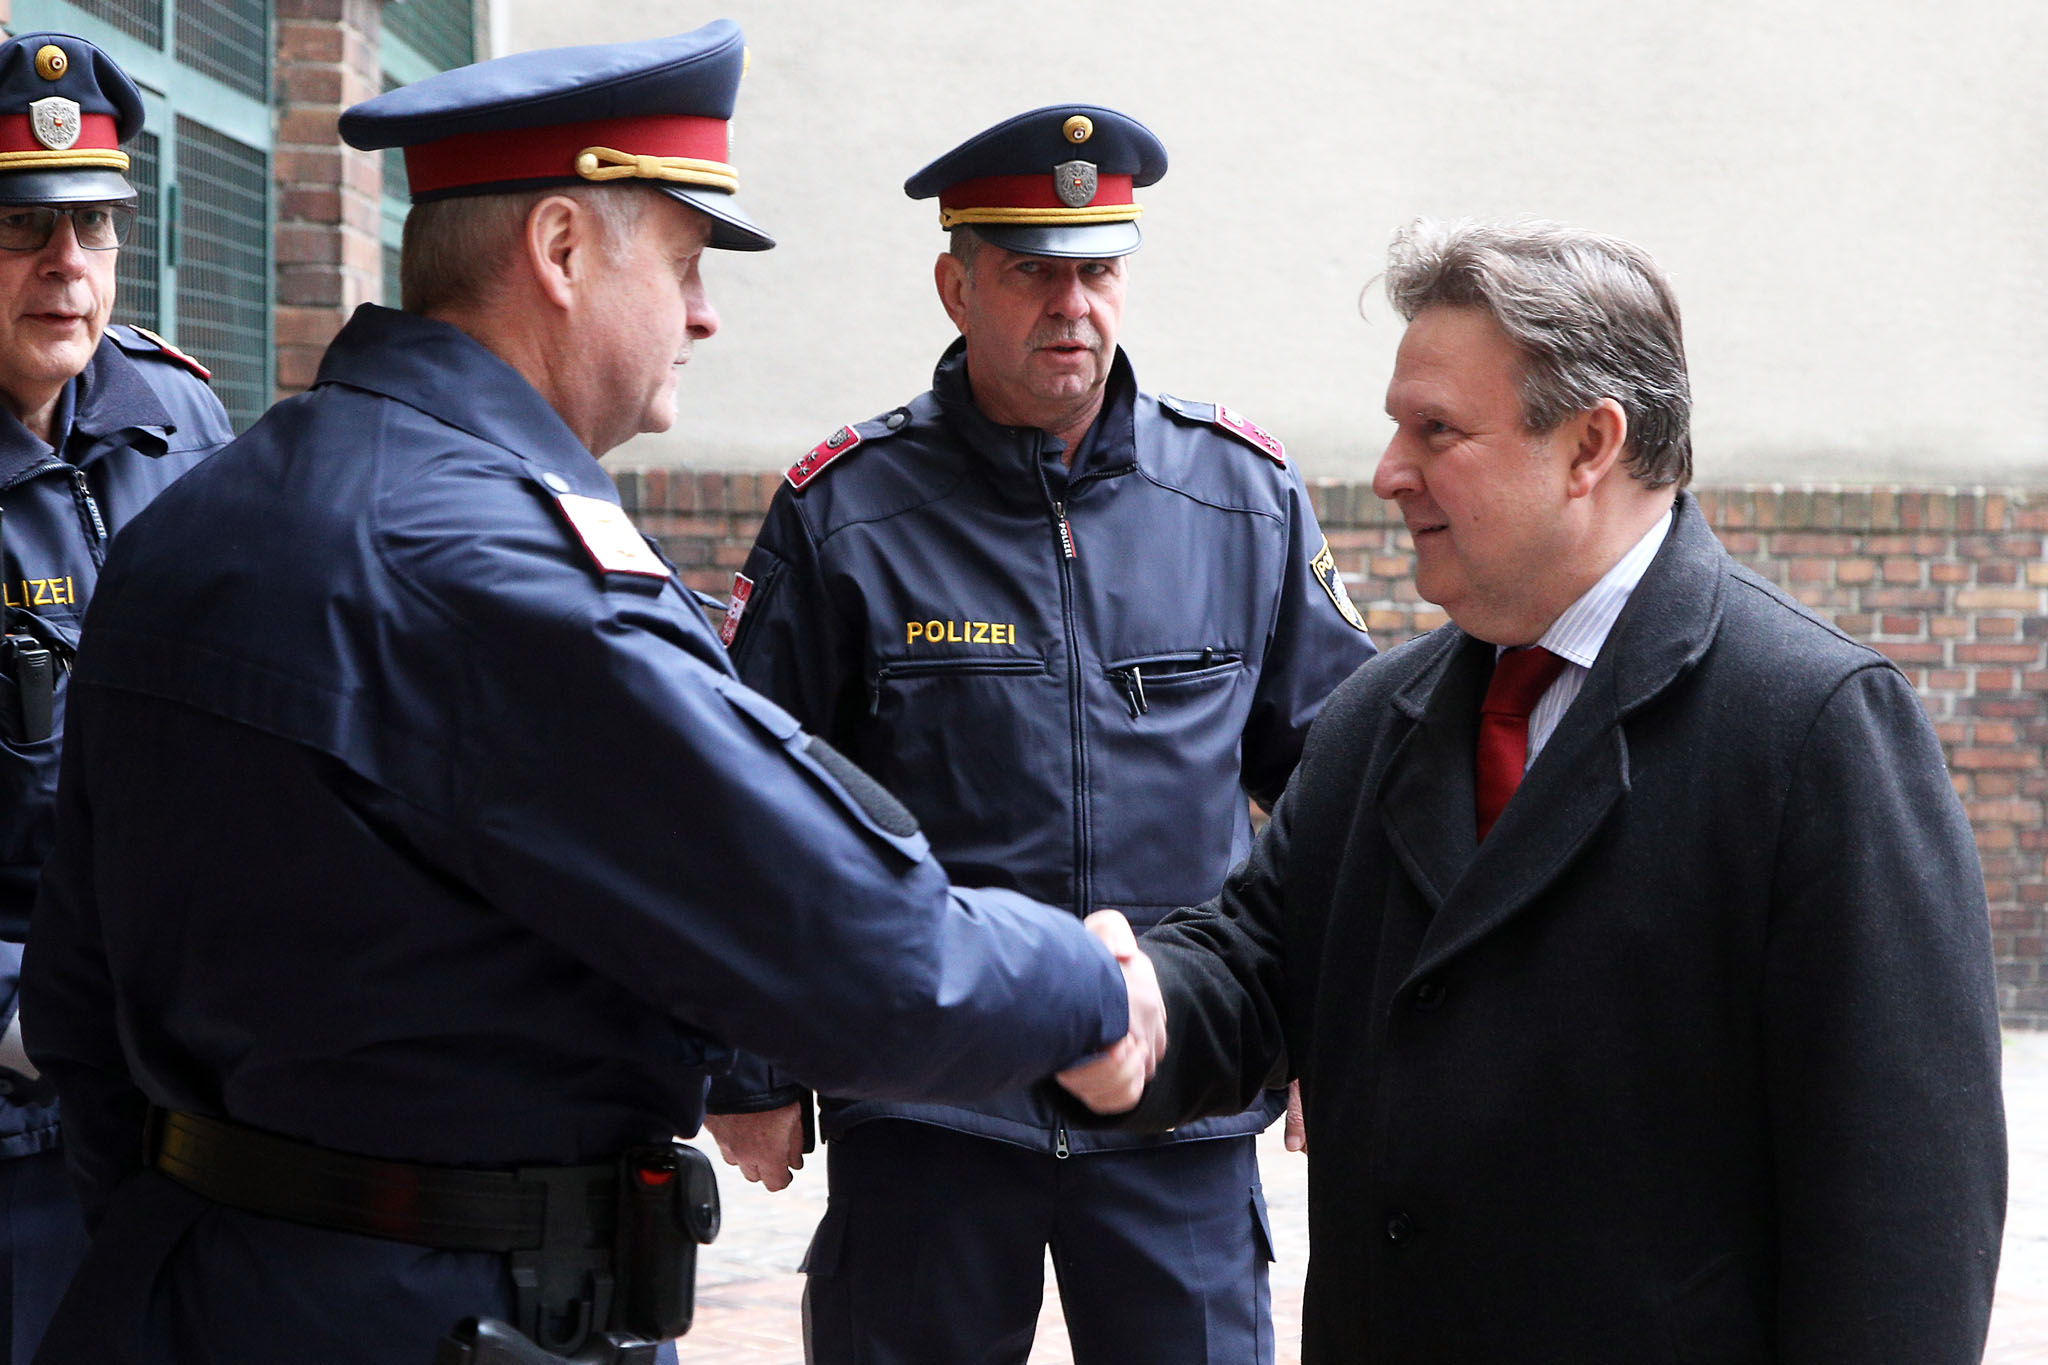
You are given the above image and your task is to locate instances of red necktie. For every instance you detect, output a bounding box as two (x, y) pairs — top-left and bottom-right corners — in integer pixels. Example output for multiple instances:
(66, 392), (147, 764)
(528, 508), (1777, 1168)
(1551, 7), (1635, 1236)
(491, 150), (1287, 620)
(1475, 647), (1567, 841)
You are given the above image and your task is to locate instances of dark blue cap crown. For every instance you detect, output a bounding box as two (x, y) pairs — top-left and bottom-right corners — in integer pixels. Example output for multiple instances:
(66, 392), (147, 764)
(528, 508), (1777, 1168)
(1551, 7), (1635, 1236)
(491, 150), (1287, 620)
(904, 104), (1166, 259)
(0, 33), (143, 204)
(341, 20), (771, 251)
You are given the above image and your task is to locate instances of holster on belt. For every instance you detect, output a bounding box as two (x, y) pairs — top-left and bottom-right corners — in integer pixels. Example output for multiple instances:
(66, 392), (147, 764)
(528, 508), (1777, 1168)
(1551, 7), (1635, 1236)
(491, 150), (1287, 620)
(148, 1108), (719, 1358)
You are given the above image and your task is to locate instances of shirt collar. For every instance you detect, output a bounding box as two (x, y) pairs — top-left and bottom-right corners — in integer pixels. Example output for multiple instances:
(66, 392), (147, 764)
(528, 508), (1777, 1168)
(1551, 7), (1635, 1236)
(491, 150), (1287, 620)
(1534, 506), (1676, 669)
(932, 338), (1139, 484)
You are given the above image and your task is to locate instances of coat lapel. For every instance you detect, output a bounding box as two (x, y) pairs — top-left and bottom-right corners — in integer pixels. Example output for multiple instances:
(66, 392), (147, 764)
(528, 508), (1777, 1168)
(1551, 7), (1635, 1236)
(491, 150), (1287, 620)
(1392, 494), (1730, 986)
(1377, 631), (1491, 913)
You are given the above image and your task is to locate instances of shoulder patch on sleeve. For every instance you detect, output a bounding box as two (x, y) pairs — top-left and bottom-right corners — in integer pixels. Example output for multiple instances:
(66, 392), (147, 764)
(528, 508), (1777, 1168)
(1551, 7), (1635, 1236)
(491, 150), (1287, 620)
(787, 425), (864, 490)
(1312, 537), (1370, 634)
(1158, 393), (1285, 466)
(113, 325), (213, 382)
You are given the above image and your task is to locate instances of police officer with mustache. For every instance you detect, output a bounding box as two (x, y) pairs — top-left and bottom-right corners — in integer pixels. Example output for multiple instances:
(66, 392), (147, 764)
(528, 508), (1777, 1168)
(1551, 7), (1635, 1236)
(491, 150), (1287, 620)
(720, 105), (1378, 1365)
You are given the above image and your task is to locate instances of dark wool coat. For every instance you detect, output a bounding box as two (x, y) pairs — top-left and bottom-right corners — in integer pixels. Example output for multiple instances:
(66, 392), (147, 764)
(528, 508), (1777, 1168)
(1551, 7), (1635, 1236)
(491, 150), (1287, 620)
(1130, 493), (2006, 1363)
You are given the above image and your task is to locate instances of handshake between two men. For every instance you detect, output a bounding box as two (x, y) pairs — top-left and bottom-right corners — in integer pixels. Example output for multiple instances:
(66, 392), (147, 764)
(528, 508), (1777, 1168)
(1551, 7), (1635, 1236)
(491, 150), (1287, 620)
(1054, 910), (1169, 1116)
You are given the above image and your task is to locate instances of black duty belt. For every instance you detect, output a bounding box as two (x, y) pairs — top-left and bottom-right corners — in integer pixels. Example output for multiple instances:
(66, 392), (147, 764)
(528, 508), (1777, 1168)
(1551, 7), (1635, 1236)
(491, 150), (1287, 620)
(150, 1108), (615, 1253)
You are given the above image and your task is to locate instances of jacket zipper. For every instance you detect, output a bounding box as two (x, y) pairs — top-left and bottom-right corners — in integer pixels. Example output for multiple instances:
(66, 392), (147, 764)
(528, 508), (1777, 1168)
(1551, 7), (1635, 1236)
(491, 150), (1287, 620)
(1042, 460), (1091, 920)
(1053, 501), (1077, 560)
(1054, 1121), (1070, 1159)
(73, 469), (107, 567)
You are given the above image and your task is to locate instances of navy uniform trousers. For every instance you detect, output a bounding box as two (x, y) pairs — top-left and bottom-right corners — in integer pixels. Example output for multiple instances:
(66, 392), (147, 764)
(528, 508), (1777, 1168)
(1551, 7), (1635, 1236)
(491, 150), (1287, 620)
(804, 1122), (1272, 1365)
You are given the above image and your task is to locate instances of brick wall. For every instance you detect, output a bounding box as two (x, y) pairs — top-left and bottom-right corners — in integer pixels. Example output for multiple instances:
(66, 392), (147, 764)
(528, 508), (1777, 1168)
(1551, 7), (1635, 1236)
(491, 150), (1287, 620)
(273, 0), (387, 399)
(615, 472), (2048, 1026)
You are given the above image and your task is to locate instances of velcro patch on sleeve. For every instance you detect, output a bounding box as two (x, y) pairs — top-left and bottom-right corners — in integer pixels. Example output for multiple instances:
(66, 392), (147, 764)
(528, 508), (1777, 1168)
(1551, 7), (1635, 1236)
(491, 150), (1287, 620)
(553, 493), (672, 578)
(1214, 404), (1286, 466)
(719, 572), (754, 646)
(786, 425), (864, 490)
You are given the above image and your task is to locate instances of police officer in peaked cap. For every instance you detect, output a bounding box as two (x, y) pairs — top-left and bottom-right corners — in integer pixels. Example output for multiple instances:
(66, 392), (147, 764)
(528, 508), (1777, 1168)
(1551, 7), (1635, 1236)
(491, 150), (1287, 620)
(0, 31), (232, 1365)
(23, 27), (1161, 1364)
(720, 104), (1377, 1364)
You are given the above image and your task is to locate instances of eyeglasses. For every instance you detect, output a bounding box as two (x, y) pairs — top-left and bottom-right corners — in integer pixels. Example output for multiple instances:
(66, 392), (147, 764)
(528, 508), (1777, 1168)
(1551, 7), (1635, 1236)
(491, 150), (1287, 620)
(0, 203), (136, 252)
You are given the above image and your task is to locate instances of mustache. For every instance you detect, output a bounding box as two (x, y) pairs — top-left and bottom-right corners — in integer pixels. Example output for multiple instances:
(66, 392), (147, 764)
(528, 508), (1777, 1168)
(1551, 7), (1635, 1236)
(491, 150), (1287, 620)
(1029, 323), (1102, 351)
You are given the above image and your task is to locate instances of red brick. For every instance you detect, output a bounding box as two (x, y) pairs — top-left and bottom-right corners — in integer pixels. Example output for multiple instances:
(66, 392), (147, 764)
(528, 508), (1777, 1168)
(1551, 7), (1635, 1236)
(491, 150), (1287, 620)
(1773, 532), (1858, 556)
(1952, 748), (2039, 771)
(1959, 644), (2044, 665)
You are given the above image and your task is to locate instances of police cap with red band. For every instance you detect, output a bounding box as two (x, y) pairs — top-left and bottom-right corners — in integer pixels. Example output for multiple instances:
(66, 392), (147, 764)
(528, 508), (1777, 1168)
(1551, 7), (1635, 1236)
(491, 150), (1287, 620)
(339, 20), (773, 252)
(904, 104), (1166, 260)
(0, 33), (143, 206)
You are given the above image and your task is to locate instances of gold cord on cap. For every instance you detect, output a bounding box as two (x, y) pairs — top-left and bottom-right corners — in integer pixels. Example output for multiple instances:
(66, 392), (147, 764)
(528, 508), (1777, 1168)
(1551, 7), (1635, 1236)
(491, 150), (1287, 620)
(34, 46), (67, 81)
(940, 202), (1141, 228)
(1062, 115), (1093, 144)
(0, 147), (127, 171)
(575, 146), (739, 194)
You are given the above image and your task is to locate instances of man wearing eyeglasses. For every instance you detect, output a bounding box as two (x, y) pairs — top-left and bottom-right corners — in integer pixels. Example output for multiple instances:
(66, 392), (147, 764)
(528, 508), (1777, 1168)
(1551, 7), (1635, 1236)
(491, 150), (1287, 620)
(0, 32), (230, 1363)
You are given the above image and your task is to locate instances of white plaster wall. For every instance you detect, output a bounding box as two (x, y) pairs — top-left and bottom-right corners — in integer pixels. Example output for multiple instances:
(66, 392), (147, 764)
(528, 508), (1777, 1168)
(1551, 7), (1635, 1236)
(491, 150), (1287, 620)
(499, 0), (2048, 486)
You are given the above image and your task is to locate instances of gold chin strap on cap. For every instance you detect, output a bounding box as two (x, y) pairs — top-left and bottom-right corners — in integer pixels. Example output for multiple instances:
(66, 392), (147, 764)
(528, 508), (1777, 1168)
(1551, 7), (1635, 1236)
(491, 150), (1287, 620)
(939, 202), (1143, 228)
(574, 146), (738, 194)
(0, 147), (128, 171)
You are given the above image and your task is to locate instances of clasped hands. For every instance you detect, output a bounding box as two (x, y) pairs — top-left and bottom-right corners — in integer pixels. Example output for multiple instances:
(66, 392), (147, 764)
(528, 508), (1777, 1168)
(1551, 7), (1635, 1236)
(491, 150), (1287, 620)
(1054, 909), (1167, 1115)
(706, 909), (1166, 1190)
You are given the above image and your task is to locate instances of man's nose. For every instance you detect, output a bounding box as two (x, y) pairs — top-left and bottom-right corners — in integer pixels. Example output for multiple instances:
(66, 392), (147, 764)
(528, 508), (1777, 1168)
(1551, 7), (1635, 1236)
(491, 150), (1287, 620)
(39, 216), (89, 275)
(1372, 436), (1417, 501)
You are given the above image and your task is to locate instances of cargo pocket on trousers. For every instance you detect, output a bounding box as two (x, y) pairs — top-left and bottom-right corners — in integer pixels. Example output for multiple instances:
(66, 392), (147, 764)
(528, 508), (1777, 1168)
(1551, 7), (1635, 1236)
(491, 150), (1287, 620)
(1250, 1183), (1277, 1262)
(800, 1203), (849, 1279)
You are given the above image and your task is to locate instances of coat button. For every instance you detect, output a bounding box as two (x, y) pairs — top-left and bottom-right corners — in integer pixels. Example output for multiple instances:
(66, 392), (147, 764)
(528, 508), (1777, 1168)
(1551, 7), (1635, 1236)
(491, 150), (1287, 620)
(885, 410), (908, 430)
(1385, 1212), (1415, 1245)
(1413, 978), (1446, 1011)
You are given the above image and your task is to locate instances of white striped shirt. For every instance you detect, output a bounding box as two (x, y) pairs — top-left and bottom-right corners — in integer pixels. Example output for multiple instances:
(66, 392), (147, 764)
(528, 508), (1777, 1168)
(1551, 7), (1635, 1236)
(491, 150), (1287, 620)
(1509, 508), (1674, 767)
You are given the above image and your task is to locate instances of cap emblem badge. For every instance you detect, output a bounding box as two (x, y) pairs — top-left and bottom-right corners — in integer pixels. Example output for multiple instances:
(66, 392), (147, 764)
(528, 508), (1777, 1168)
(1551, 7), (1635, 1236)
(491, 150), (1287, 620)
(33, 46), (67, 81)
(29, 97), (81, 151)
(1062, 115), (1093, 144)
(1054, 159), (1097, 209)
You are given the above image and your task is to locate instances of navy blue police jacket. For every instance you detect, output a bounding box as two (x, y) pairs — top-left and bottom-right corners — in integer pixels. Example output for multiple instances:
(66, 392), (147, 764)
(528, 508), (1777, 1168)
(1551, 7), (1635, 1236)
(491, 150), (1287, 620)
(0, 326), (229, 1160)
(20, 306), (1127, 1362)
(727, 340), (1377, 1153)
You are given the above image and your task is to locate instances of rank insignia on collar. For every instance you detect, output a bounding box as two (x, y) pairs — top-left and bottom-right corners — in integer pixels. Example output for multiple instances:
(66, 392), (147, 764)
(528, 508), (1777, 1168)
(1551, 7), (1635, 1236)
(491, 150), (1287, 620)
(128, 325), (212, 380)
(553, 493), (672, 579)
(719, 571), (753, 646)
(29, 96), (80, 151)
(786, 424), (863, 490)
(1215, 404), (1286, 466)
(1311, 538), (1369, 634)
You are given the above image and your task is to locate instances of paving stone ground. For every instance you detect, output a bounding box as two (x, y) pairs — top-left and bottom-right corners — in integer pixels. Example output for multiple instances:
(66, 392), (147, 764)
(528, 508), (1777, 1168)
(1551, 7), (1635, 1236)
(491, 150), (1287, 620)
(679, 1032), (2048, 1362)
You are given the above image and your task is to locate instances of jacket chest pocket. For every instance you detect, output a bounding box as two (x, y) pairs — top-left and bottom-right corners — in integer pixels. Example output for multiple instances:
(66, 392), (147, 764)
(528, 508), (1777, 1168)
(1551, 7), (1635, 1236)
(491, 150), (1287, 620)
(867, 655), (1046, 717)
(1102, 649), (1243, 719)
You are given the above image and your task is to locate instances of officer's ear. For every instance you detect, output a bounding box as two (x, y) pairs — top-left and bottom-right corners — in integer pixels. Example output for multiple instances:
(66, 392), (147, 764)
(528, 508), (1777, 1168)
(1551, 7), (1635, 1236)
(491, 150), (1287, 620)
(935, 251), (971, 334)
(524, 194), (595, 311)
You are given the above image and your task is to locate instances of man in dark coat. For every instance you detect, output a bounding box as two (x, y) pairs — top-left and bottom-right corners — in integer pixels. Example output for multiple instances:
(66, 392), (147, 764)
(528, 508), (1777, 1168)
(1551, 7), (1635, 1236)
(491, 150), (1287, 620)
(1061, 218), (2007, 1362)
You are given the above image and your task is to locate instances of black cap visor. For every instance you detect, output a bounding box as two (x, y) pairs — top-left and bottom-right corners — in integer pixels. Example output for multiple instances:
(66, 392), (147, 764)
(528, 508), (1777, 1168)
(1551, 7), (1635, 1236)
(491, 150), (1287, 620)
(0, 167), (136, 206)
(660, 183), (773, 252)
(969, 220), (1140, 260)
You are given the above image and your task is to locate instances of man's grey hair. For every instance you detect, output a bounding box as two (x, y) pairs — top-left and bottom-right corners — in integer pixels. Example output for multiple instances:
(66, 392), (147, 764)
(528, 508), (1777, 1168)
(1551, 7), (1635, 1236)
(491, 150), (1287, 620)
(1384, 218), (1692, 488)
(400, 183), (652, 316)
(947, 226), (984, 274)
